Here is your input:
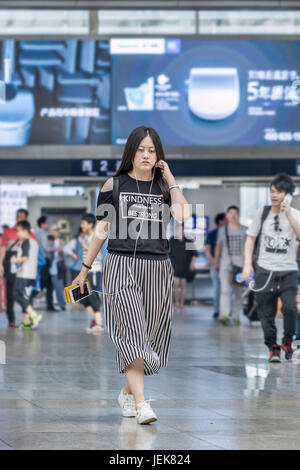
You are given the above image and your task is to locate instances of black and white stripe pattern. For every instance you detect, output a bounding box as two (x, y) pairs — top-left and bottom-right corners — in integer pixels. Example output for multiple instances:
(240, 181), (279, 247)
(102, 253), (174, 376)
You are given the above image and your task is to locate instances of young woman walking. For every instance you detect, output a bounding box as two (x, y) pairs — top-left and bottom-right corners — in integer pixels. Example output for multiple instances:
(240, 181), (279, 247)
(73, 126), (189, 424)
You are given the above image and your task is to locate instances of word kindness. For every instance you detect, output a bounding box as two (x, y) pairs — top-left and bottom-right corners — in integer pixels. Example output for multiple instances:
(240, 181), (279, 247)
(120, 193), (164, 206)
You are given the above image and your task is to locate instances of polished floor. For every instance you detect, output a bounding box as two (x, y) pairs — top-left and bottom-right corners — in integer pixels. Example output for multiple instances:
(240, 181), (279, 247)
(1, 302), (300, 450)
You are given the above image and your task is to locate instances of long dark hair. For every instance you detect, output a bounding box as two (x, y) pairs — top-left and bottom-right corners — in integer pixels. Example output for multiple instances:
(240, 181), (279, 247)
(115, 126), (170, 200)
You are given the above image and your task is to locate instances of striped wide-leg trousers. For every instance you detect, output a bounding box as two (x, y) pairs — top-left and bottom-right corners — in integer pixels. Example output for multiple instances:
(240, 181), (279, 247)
(102, 253), (174, 376)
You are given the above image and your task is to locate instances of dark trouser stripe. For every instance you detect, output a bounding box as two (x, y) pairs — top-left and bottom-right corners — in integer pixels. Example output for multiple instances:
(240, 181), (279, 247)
(102, 253), (174, 376)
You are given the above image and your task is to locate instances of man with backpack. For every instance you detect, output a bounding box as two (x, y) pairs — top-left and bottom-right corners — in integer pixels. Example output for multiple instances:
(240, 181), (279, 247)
(243, 173), (300, 363)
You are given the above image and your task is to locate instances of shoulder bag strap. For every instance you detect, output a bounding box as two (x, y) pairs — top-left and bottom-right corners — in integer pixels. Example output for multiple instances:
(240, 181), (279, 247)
(112, 176), (119, 208)
(253, 205), (272, 268)
(225, 224), (233, 267)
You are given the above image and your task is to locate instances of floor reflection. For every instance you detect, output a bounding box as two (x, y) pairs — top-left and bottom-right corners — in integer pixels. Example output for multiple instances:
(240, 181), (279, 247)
(2, 305), (300, 449)
(118, 418), (158, 450)
(244, 363), (269, 397)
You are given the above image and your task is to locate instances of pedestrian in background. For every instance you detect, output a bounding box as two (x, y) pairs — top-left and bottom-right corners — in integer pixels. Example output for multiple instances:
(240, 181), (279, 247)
(35, 216), (56, 312)
(0, 209), (35, 327)
(205, 213), (226, 319)
(64, 214), (103, 334)
(12, 221), (42, 331)
(215, 206), (247, 326)
(169, 223), (198, 313)
(48, 225), (66, 311)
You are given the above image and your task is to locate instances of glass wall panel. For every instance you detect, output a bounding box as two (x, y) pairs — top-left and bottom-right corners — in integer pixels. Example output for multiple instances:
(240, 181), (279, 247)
(98, 10), (196, 35)
(199, 10), (300, 35)
(0, 10), (89, 35)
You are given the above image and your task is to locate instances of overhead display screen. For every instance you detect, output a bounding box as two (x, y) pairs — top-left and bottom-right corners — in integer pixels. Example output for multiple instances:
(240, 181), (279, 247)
(1, 38), (300, 147)
(110, 38), (300, 146)
(0, 39), (110, 145)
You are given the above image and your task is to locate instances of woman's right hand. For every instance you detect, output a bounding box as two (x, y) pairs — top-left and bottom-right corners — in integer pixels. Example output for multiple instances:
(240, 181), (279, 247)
(72, 270), (87, 294)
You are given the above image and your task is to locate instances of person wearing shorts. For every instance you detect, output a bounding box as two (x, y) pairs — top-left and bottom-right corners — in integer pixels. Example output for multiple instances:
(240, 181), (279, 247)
(12, 221), (42, 330)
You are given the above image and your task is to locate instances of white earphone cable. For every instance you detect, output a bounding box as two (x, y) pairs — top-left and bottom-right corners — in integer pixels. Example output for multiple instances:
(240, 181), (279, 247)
(94, 164), (157, 298)
(248, 215), (282, 293)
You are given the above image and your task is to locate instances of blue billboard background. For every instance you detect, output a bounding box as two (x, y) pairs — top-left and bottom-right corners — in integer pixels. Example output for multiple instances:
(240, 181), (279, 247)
(0, 39), (110, 145)
(111, 39), (300, 146)
(1, 38), (300, 147)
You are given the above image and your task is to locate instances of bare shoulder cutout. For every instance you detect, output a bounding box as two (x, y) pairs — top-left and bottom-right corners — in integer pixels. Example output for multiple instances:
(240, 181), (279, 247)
(101, 177), (114, 192)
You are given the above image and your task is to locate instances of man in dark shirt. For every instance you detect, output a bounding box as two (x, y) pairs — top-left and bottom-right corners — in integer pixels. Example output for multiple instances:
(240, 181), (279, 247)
(35, 215), (56, 311)
(169, 224), (198, 314)
(205, 213), (226, 319)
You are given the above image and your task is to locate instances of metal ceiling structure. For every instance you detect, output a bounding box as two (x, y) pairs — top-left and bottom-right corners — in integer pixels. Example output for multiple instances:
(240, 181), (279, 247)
(0, 0), (300, 9)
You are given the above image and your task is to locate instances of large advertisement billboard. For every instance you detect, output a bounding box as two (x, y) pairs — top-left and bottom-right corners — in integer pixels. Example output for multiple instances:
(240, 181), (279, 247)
(1, 38), (300, 147)
(110, 38), (300, 146)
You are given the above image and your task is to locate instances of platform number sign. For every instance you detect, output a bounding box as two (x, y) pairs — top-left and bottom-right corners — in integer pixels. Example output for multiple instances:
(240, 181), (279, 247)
(80, 159), (122, 177)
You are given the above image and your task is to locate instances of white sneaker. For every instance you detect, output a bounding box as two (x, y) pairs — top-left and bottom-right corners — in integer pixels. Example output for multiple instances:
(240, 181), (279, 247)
(86, 324), (104, 334)
(91, 324), (104, 335)
(136, 400), (157, 425)
(118, 388), (136, 417)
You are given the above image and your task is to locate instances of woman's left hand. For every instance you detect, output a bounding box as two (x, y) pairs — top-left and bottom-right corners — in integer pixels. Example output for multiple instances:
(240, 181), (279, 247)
(155, 160), (175, 185)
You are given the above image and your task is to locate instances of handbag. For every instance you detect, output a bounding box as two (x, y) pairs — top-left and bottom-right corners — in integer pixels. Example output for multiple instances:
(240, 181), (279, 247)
(229, 264), (243, 286)
(225, 225), (243, 286)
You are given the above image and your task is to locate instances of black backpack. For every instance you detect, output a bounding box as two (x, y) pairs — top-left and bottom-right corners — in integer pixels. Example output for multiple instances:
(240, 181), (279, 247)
(243, 205), (272, 323)
(112, 176), (119, 208)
